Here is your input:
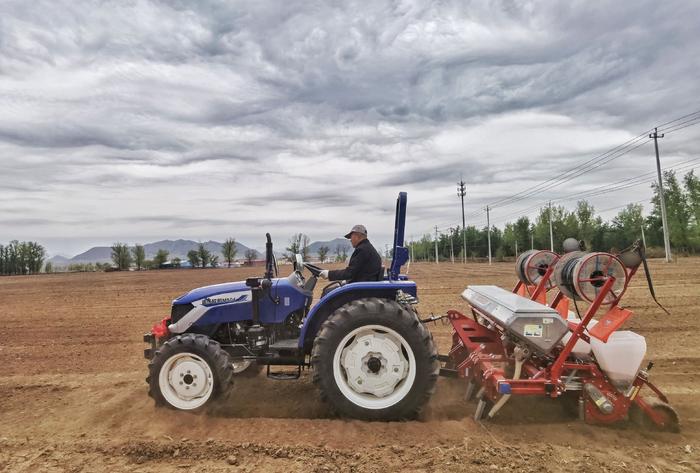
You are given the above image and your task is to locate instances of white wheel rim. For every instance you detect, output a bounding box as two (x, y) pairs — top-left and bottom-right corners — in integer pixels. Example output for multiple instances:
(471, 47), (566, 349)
(332, 324), (416, 410)
(158, 353), (215, 410)
(232, 359), (253, 374)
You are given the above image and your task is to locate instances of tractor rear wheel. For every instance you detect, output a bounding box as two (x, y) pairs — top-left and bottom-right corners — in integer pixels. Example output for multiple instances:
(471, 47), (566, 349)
(147, 333), (233, 411)
(311, 297), (439, 420)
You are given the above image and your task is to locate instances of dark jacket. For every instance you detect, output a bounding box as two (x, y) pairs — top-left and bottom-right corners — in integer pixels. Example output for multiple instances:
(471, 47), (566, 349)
(328, 239), (383, 283)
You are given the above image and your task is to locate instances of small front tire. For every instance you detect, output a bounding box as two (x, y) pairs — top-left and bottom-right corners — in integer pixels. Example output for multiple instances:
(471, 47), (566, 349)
(147, 333), (233, 411)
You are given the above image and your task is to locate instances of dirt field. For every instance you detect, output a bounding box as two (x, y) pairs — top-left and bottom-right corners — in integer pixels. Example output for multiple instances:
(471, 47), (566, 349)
(1, 259), (698, 472)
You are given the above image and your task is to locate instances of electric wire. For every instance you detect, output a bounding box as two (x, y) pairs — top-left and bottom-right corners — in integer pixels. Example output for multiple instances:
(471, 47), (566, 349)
(422, 109), (700, 241)
(487, 132), (652, 209)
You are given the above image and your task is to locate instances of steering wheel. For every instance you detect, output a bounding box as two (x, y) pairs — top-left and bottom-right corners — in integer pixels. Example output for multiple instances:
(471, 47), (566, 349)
(303, 262), (324, 277)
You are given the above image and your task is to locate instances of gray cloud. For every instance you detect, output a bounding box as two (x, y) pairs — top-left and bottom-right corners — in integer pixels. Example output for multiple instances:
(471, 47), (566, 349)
(1, 0), (699, 255)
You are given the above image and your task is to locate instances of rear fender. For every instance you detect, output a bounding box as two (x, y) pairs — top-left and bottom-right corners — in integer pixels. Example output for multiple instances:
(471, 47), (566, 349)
(299, 280), (417, 353)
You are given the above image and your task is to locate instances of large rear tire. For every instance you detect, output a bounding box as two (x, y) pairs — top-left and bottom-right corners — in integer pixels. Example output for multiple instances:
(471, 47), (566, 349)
(311, 298), (439, 420)
(147, 333), (233, 411)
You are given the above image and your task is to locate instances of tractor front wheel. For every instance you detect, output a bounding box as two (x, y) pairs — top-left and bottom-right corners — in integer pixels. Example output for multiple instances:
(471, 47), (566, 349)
(147, 333), (233, 411)
(311, 298), (439, 420)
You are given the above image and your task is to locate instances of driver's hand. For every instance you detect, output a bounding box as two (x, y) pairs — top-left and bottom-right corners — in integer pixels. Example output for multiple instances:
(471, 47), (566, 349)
(319, 270), (329, 280)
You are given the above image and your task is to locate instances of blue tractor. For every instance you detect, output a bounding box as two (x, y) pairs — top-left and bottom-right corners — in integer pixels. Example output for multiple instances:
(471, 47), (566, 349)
(143, 193), (439, 420)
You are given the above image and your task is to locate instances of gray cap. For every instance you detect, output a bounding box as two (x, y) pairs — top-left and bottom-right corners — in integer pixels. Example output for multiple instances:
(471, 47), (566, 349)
(344, 224), (367, 239)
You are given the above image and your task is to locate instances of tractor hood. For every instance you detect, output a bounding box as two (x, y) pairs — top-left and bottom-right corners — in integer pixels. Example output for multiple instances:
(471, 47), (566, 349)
(174, 280), (253, 305)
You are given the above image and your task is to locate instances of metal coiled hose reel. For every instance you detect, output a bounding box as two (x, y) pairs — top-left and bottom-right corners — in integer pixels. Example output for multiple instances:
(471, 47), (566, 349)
(552, 251), (629, 305)
(515, 249), (559, 288)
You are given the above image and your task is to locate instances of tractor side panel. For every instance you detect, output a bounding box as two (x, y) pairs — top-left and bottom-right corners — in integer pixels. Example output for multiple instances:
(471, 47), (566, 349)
(270, 277), (310, 322)
(191, 278), (309, 327)
(299, 281), (417, 352)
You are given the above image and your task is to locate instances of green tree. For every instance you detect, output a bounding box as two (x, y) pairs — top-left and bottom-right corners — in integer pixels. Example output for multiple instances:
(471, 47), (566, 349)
(317, 245), (330, 263)
(222, 238), (237, 267)
(187, 250), (200, 268)
(111, 243), (132, 270)
(685, 171), (700, 247)
(285, 233), (310, 262)
(334, 243), (348, 262)
(612, 204), (644, 249)
(649, 170), (693, 252)
(153, 249), (169, 268)
(245, 248), (258, 265)
(132, 244), (145, 270)
(197, 243), (211, 268)
(172, 257), (182, 268)
(575, 201), (599, 250)
(44, 261), (53, 274)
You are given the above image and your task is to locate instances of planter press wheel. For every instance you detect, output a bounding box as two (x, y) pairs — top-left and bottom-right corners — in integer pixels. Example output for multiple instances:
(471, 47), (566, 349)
(630, 397), (680, 433)
(573, 252), (628, 305)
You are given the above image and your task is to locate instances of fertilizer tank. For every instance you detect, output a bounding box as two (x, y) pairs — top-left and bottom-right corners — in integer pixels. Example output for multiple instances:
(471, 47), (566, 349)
(462, 285), (569, 354)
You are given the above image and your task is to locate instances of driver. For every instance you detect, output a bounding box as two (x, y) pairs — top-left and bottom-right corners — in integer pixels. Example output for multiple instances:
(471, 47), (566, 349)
(319, 225), (383, 283)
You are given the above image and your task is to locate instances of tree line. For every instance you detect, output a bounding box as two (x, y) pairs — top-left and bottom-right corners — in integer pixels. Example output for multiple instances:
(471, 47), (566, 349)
(410, 170), (700, 261)
(0, 240), (46, 275)
(107, 238), (266, 271)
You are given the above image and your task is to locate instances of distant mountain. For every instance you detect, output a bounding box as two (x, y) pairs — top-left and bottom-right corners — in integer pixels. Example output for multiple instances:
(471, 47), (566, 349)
(143, 240), (250, 260)
(48, 238), (360, 266)
(47, 255), (71, 265)
(308, 238), (353, 257)
(70, 246), (112, 263)
(50, 239), (253, 265)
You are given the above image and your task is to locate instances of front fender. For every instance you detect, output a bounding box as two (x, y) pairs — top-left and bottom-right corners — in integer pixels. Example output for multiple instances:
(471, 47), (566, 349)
(299, 280), (417, 351)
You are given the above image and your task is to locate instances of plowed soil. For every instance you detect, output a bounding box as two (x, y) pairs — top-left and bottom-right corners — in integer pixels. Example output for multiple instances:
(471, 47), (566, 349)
(1, 259), (698, 472)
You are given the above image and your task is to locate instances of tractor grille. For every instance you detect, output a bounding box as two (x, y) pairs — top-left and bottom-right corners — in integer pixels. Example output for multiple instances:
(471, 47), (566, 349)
(170, 303), (194, 323)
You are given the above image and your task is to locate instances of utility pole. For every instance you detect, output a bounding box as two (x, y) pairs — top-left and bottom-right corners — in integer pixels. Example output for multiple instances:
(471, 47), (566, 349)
(486, 206), (492, 265)
(641, 224), (647, 248)
(531, 233), (534, 250)
(650, 127), (672, 262)
(450, 232), (454, 263)
(548, 201), (554, 252)
(458, 178), (467, 264)
(515, 239), (518, 257)
(434, 226), (439, 264)
(409, 234), (415, 263)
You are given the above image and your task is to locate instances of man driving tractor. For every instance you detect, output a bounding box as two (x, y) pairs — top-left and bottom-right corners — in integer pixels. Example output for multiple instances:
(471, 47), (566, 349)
(319, 224), (383, 283)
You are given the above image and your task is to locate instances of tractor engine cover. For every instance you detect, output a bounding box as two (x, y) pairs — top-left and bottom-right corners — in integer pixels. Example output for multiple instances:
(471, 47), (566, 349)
(462, 285), (568, 354)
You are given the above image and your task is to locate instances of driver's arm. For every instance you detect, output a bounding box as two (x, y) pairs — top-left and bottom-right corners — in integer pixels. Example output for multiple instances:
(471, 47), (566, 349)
(328, 248), (364, 282)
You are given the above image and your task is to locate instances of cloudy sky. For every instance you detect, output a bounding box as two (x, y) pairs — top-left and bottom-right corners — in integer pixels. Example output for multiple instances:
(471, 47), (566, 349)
(1, 0), (699, 256)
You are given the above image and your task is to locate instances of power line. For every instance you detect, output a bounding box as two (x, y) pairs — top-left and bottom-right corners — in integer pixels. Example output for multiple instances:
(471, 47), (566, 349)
(656, 109), (700, 129)
(424, 109), (700, 239)
(596, 198), (649, 214)
(482, 158), (699, 227)
(487, 132), (651, 209)
(486, 108), (700, 211)
(662, 117), (700, 135)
